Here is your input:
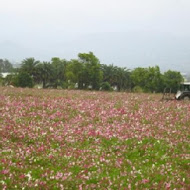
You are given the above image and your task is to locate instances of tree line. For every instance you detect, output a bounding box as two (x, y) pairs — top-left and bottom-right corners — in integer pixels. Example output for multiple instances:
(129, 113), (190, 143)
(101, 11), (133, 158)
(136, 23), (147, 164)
(0, 52), (184, 93)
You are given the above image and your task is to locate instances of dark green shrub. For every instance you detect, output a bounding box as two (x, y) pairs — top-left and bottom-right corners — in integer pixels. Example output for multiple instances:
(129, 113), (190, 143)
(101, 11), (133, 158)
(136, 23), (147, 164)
(132, 86), (144, 93)
(14, 72), (34, 88)
(101, 82), (112, 91)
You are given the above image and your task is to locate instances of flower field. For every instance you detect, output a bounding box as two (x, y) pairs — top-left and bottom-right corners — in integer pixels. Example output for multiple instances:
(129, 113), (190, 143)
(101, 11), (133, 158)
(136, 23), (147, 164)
(0, 87), (190, 189)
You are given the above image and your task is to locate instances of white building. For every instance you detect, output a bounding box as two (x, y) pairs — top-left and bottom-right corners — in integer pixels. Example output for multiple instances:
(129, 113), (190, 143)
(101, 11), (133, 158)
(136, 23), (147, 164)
(1, 72), (13, 78)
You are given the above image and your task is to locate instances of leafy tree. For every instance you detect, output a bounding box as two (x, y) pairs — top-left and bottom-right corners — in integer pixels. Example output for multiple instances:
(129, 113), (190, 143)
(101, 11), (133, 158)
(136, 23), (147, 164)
(14, 72), (34, 88)
(145, 66), (163, 92)
(65, 59), (84, 89)
(51, 57), (67, 88)
(163, 70), (184, 93)
(132, 86), (144, 93)
(0, 54), (184, 93)
(78, 52), (103, 90)
(0, 59), (13, 72)
(131, 67), (148, 92)
(101, 82), (112, 91)
(0, 73), (2, 86)
(131, 66), (162, 92)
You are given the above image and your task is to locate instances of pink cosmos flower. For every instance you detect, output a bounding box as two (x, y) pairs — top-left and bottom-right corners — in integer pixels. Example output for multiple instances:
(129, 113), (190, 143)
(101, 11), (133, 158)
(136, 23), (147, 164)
(19, 174), (26, 179)
(165, 183), (171, 189)
(1, 169), (9, 175)
(142, 179), (149, 184)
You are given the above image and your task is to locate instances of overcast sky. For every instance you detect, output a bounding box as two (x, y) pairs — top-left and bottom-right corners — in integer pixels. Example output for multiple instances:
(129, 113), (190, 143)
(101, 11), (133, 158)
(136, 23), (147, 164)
(0, 0), (190, 73)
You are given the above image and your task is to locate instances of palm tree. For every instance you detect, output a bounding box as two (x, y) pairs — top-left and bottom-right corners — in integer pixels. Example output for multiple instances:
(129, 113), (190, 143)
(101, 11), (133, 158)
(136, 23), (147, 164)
(51, 57), (67, 88)
(20, 58), (40, 82)
(36, 62), (53, 88)
(115, 67), (131, 91)
(101, 64), (131, 91)
(101, 64), (117, 86)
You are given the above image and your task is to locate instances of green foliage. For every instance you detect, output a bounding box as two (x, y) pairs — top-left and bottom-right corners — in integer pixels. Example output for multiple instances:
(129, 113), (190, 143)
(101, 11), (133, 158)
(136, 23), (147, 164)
(20, 58), (40, 79)
(163, 70), (184, 93)
(133, 85), (144, 93)
(35, 62), (54, 88)
(101, 82), (112, 91)
(0, 77), (3, 86)
(61, 81), (69, 89)
(51, 57), (67, 89)
(101, 64), (131, 91)
(115, 66), (131, 91)
(3, 74), (16, 86)
(131, 67), (147, 88)
(78, 52), (103, 90)
(131, 66), (163, 93)
(19, 57), (68, 89)
(14, 72), (34, 88)
(65, 59), (84, 88)
(1, 54), (184, 93)
(0, 59), (13, 72)
(145, 66), (163, 92)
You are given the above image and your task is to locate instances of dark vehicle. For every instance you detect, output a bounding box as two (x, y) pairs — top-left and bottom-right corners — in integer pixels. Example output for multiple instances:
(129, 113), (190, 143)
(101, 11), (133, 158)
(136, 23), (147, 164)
(175, 82), (190, 100)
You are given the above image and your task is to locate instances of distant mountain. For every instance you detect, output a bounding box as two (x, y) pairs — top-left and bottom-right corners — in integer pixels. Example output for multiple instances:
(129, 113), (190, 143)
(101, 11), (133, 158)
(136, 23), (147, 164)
(0, 31), (190, 74)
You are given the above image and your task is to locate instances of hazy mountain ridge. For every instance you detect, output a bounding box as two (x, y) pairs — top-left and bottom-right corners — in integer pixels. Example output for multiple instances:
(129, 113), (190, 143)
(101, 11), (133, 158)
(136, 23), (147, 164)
(0, 31), (190, 74)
